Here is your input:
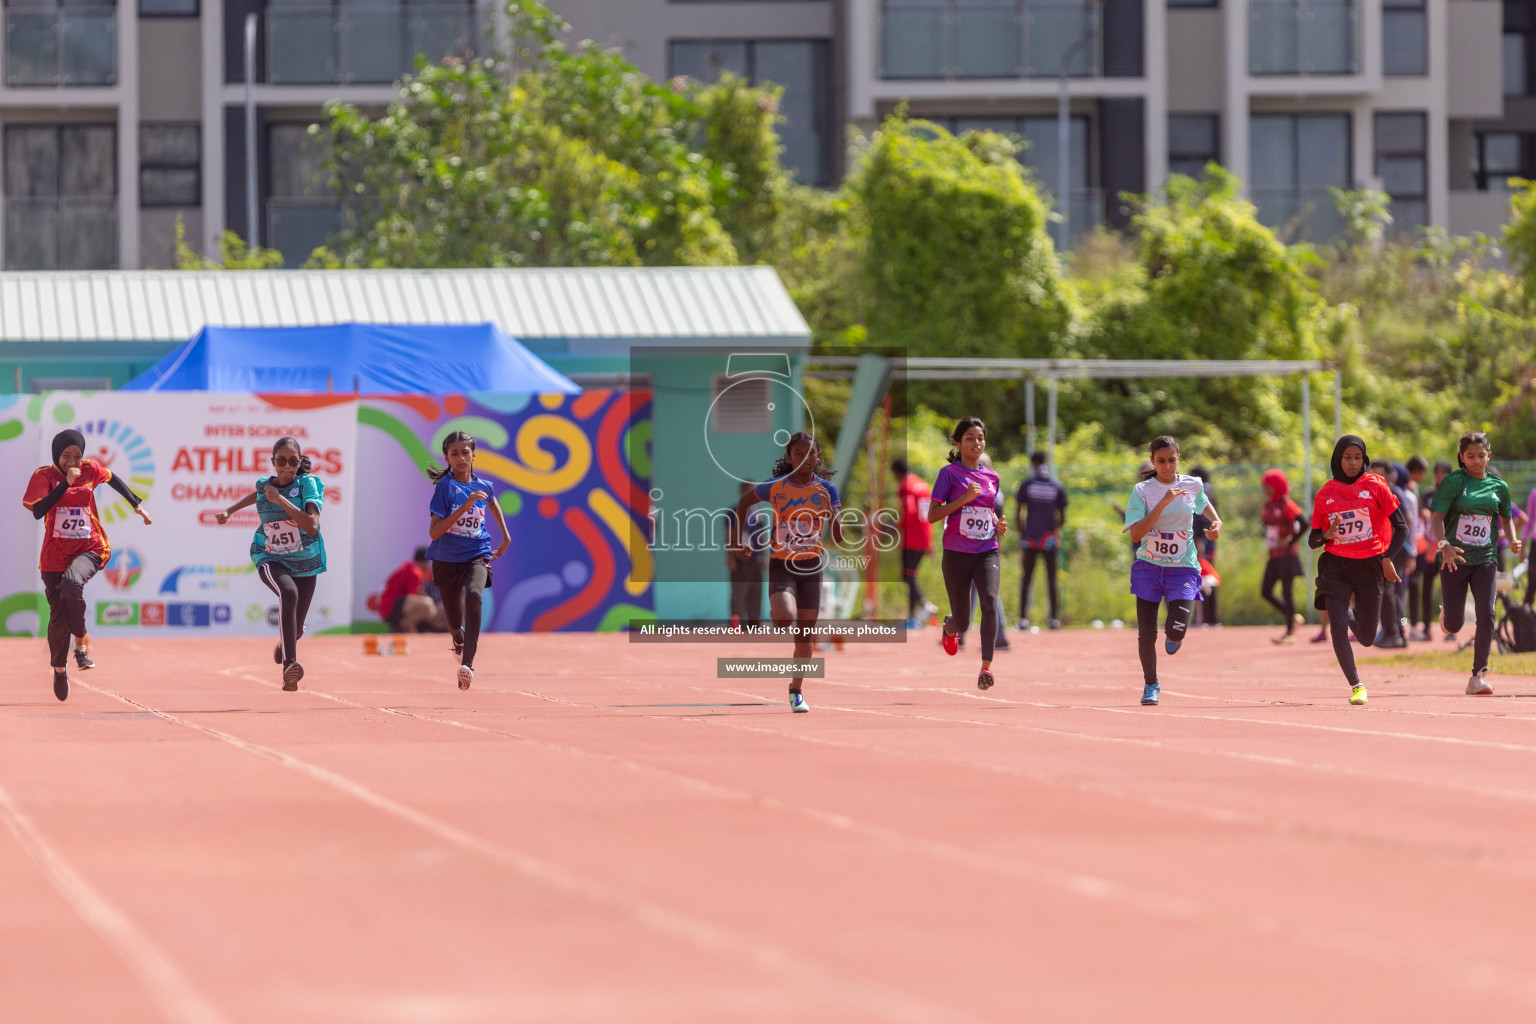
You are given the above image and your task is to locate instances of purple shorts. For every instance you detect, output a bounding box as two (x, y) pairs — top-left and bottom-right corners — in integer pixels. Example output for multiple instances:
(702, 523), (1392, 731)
(1130, 560), (1203, 603)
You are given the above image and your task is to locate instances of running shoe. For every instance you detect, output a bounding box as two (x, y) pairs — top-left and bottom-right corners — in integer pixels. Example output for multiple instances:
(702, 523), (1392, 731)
(1467, 669), (1494, 696)
(995, 640), (1012, 652)
(457, 665), (473, 691)
(1407, 628), (1430, 642)
(977, 667), (994, 690)
(920, 600), (939, 620)
(1272, 633), (1295, 645)
(1310, 630), (1328, 644)
(52, 670), (68, 702)
(1141, 682), (1159, 706)
(904, 616), (919, 629)
(789, 691), (809, 713)
(273, 642), (283, 665)
(1292, 613), (1306, 629)
(1017, 618), (1030, 631)
(282, 661), (304, 691)
(1047, 619), (1062, 630)
(450, 629), (465, 657)
(940, 616), (958, 656)
(1349, 685), (1368, 706)
(73, 645), (94, 671)
(1164, 638), (1182, 655)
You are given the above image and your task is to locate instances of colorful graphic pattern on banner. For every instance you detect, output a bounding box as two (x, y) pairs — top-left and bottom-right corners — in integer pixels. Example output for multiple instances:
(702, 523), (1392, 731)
(349, 390), (654, 633)
(1, 393), (358, 638)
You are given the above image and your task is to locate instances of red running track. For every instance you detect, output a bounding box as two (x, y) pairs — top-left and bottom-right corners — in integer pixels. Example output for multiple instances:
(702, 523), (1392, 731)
(2, 626), (1535, 1023)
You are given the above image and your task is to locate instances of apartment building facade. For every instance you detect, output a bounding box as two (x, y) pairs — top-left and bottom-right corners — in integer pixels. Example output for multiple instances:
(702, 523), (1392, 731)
(0, 0), (1518, 271)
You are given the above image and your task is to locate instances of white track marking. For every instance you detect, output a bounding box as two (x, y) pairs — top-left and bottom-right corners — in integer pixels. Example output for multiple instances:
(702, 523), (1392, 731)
(81, 679), (982, 1024)
(0, 780), (232, 1024)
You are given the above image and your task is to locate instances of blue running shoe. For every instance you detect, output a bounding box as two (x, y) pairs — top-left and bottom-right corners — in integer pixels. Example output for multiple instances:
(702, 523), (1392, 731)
(789, 692), (809, 713)
(1164, 639), (1182, 655)
(1141, 682), (1160, 706)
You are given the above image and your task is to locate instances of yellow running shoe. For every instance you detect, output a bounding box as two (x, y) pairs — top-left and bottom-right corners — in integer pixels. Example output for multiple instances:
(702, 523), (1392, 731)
(1349, 685), (1368, 706)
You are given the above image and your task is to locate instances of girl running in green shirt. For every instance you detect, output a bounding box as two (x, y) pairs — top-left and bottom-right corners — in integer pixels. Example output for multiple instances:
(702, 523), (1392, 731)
(1430, 432), (1523, 695)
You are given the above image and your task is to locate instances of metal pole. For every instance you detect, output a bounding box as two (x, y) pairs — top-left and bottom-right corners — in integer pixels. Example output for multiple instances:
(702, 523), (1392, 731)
(244, 13), (259, 249)
(1025, 376), (1036, 455)
(1302, 375), (1314, 587)
(1333, 366), (1343, 442)
(1046, 376), (1058, 475)
(1057, 72), (1070, 254)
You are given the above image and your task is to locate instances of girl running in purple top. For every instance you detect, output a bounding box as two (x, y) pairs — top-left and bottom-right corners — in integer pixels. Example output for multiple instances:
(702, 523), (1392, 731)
(928, 417), (1008, 690)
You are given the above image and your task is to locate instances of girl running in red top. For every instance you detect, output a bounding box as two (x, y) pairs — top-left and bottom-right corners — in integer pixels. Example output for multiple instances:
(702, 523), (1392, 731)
(21, 428), (152, 701)
(1309, 435), (1407, 706)
(1259, 469), (1307, 644)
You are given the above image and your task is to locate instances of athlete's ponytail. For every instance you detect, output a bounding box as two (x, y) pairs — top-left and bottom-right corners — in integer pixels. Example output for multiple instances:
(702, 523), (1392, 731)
(946, 417), (987, 465)
(427, 431), (477, 484)
(273, 437), (312, 476)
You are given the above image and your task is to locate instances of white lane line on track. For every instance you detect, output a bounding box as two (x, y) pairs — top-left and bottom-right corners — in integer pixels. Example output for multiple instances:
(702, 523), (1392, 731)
(0, 779), (232, 1024)
(98, 676), (981, 1024)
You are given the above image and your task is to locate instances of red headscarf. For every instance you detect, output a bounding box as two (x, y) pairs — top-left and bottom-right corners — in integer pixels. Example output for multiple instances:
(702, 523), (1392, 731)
(1261, 469), (1290, 498)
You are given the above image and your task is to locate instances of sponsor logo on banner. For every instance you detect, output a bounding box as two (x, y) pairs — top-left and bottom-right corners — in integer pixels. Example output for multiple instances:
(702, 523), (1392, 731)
(141, 602), (166, 627)
(213, 605), (232, 623)
(103, 549), (143, 590)
(166, 603), (212, 628)
(96, 602), (139, 626)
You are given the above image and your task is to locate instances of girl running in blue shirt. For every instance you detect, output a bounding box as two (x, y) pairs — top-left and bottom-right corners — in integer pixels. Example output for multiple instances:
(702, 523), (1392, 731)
(426, 432), (510, 690)
(216, 437), (326, 691)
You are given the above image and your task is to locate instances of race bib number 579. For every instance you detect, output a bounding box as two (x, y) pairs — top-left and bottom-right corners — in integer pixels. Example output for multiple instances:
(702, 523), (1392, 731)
(1334, 509), (1373, 545)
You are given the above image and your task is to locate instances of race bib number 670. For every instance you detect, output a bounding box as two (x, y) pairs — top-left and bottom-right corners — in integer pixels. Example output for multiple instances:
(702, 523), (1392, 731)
(52, 506), (92, 540)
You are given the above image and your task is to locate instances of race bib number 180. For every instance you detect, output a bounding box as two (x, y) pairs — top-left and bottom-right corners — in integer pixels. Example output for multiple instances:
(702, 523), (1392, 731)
(1456, 514), (1493, 546)
(1334, 509), (1373, 545)
(52, 506), (92, 540)
(1144, 530), (1187, 562)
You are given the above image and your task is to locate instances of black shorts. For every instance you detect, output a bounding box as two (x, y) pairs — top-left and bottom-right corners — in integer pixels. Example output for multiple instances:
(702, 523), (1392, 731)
(432, 558), (493, 592)
(1313, 550), (1385, 612)
(384, 594), (407, 629)
(1265, 554), (1304, 578)
(768, 556), (823, 611)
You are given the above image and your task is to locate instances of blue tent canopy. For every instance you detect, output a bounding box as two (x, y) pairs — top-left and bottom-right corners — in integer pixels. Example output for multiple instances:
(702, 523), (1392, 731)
(122, 322), (581, 394)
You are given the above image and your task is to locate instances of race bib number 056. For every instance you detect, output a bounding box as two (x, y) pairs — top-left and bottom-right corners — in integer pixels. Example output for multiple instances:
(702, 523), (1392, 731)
(1145, 530), (1187, 562)
(52, 506), (92, 540)
(1456, 514), (1493, 546)
(450, 505), (486, 538)
(263, 520), (302, 555)
(1334, 509), (1373, 545)
(959, 507), (995, 541)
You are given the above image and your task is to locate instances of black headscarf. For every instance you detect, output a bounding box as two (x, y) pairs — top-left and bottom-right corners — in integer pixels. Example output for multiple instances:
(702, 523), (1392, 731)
(51, 428), (85, 471)
(1330, 434), (1368, 484)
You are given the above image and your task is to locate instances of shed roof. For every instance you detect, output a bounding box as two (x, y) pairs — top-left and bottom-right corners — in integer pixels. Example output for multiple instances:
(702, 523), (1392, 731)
(0, 266), (811, 346)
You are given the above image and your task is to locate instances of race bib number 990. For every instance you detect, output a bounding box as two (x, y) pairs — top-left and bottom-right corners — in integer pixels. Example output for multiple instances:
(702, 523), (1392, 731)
(776, 517), (821, 554)
(52, 506), (92, 540)
(1145, 530), (1187, 562)
(959, 507), (995, 541)
(263, 520), (302, 555)
(1334, 509), (1373, 545)
(1456, 514), (1493, 546)
(450, 505), (486, 538)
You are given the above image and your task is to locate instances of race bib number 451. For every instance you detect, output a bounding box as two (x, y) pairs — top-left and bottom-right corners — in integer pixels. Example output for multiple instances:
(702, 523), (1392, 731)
(1334, 509), (1374, 545)
(52, 506), (92, 540)
(263, 520), (302, 555)
(1456, 514), (1493, 546)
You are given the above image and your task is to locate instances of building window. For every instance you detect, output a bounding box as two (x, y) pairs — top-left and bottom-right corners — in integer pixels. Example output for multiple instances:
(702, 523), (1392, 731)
(1168, 114), (1219, 177)
(1374, 112), (1426, 235)
(139, 0), (196, 16)
(3, 124), (117, 269)
(140, 125), (200, 207)
(267, 123), (345, 266)
(1474, 131), (1536, 190)
(879, 0), (1099, 81)
(1249, 113), (1350, 241)
(3, 0), (118, 86)
(1382, 0), (1426, 75)
(1507, 1), (1536, 96)
(1168, 0), (1217, 8)
(669, 39), (833, 186)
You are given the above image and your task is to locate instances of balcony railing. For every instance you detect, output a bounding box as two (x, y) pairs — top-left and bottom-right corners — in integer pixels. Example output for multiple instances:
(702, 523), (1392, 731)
(4, 197), (117, 269)
(881, 0), (1100, 80)
(268, 198), (350, 267)
(4, 7), (116, 86)
(1249, 0), (1356, 76)
(266, 5), (477, 85)
(1250, 186), (1345, 243)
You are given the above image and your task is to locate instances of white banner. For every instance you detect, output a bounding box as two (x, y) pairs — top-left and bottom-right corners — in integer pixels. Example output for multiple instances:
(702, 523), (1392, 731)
(29, 393), (357, 637)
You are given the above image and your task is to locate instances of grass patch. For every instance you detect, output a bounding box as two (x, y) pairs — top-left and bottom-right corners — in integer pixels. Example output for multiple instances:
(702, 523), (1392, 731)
(1361, 648), (1536, 676)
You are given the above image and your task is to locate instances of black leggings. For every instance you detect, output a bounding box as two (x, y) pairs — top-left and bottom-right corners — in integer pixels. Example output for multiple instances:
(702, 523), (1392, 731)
(1135, 598), (1193, 687)
(1020, 547), (1059, 621)
(436, 559), (490, 669)
(1441, 561), (1498, 673)
(901, 549), (927, 615)
(41, 552), (101, 669)
(941, 548), (1000, 662)
(1410, 555), (1435, 627)
(258, 561), (318, 666)
(1260, 561), (1299, 626)
(1315, 552), (1385, 688)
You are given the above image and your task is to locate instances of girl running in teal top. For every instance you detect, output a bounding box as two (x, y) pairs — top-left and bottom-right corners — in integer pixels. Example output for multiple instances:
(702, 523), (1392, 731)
(1430, 432), (1522, 695)
(217, 437), (326, 692)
